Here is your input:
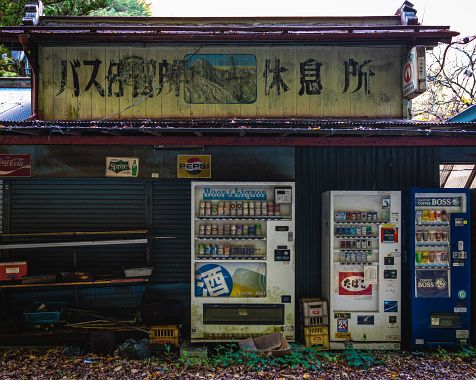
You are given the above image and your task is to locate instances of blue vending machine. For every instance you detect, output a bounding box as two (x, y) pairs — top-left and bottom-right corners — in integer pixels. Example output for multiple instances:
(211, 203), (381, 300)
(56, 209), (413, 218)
(410, 188), (471, 348)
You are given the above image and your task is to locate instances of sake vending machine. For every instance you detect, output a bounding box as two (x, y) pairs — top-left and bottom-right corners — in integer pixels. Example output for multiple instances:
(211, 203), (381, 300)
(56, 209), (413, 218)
(322, 191), (401, 349)
(191, 182), (295, 342)
(410, 188), (471, 348)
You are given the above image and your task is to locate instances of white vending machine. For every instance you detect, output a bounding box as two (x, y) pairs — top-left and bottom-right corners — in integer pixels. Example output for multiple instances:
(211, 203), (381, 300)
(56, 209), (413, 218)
(191, 182), (295, 342)
(322, 191), (401, 349)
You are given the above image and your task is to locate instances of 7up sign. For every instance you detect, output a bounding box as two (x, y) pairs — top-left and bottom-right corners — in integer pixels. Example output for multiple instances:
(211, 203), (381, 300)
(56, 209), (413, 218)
(106, 157), (139, 177)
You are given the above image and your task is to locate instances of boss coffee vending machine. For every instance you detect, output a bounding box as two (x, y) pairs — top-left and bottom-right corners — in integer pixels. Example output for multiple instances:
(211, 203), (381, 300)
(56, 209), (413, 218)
(191, 182), (295, 342)
(322, 191), (401, 349)
(410, 188), (471, 348)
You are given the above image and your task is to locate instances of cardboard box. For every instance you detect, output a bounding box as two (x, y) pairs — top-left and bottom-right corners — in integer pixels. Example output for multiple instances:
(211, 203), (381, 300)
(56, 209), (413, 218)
(0, 261), (27, 281)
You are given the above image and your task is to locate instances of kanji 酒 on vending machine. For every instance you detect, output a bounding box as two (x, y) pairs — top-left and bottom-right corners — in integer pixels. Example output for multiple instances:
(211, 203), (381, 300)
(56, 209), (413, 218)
(410, 188), (471, 348)
(322, 191), (401, 350)
(191, 182), (295, 342)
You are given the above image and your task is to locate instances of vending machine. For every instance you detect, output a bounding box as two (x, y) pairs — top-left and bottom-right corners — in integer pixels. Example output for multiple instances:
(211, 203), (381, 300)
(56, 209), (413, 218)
(322, 191), (401, 350)
(191, 182), (295, 342)
(410, 188), (471, 348)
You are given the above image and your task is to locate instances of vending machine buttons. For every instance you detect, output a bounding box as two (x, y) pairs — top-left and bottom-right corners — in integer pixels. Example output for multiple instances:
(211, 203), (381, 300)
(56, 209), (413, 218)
(381, 227), (398, 243)
(275, 248), (291, 261)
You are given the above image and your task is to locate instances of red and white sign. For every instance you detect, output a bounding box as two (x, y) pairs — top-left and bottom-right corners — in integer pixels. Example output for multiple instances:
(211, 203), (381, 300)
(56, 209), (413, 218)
(0, 261), (28, 281)
(0, 154), (31, 177)
(403, 46), (427, 99)
(338, 271), (372, 296)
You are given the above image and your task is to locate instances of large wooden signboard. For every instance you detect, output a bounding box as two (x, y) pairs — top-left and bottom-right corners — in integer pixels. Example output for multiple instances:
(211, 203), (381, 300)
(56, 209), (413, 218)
(38, 44), (404, 120)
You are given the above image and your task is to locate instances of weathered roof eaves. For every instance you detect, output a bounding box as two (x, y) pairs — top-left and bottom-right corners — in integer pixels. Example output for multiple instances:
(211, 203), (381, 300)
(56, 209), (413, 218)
(0, 119), (475, 138)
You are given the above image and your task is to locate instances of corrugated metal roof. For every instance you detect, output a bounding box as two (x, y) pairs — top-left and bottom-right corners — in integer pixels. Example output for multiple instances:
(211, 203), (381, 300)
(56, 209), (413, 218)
(0, 88), (31, 121)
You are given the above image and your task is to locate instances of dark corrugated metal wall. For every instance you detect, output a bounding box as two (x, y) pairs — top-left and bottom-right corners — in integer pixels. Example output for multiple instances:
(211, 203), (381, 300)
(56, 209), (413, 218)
(295, 146), (440, 300)
(152, 180), (191, 283)
(4, 179), (148, 274)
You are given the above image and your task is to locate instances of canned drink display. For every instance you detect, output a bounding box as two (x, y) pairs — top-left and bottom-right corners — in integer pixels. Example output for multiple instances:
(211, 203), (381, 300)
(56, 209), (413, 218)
(205, 224), (212, 235)
(211, 224), (218, 235)
(236, 224), (243, 235)
(218, 243), (224, 255)
(367, 226), (373, 236)
(422, 231), (429, 241)
(236, 201), (243, 216)
(440, 210), (448, 222)
(210, 244), (218, 255)
(224, 224), (231, 236)
(345, 240), (351, 249)
(416, 210), (422, 225)
(267, 202), (274, 216)
(422, 210), (429, 222)
(340, 240), (346, 249)
(218, 201), (224, 216)
(211, 203), (218, 216)
(249, 224), (256, 235)
(441, 231), (448, 241)
(255, 202), (262, 216)
(356, 226), (361, 235)
(415, 231), (422, 241)
(435, 251), (442, 262)
(356, 240), (362, 249)
(350, 226), (357, 235)
(230, 202), (236, 216)
(224, 244), (230, 255)
(428, 210), (436, 221)
(274, 204), (280, 216)
(415, 251), (422, 263)
(441, 252), (448, 262)
(249, 202), (255, 216)
(351, 240), (357, 249)
(367, 212), (372, 222)
(429, 251), (436, 262)
(204, 244), (211, 255)
(351, 212), (357, 222)
(345, 226), (351, 235)
(243, 201), (249, 216)
(435, 210), (441, 221)
(429, 230), (436, 242)
(355, 252), (362, 262)
(218, 224), (224, 236)
(261, 201), (268, 216)
(372, 212), (378, 222)
(366, 240), (372, 249)
(224, 201), (230, 215)
(335, 212), (340, 222)
(205, 204), (211, 216)
(255, 224), (262, 236)
(361, 212), (367, 222)
(243, 224), (249, 235)
(198, 243), (205, 255)
(435, 231), (442, 241)
(199, 224), (205, 235)
(361, 252), (367, 262)
(421, 251), (429, 263)
(231, 224), (237, 235)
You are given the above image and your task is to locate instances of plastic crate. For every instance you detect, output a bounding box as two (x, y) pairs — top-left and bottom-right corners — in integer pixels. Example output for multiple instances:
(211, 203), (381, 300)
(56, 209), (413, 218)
(24, 302), (67, 324)
(304, 326), (329, 349)
(301, 299), (328, 318)
(303, 315), (329, 326)
(124, 267), (153, 278)
(149, 325), (179, 347)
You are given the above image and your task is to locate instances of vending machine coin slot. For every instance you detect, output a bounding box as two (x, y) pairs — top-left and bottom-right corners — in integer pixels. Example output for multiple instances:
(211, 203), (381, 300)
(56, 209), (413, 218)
(275, 226), (289, 231)
(384, 270), (398, 279)
(275, 247), (290, 261)
(281, 295), (291, 303)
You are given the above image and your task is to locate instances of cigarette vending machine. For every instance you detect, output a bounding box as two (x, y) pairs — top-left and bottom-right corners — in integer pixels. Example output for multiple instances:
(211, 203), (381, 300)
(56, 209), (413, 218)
(191, 182), (295, 342)
(322, 191), (401, 349)
(410, 188), (471, 348)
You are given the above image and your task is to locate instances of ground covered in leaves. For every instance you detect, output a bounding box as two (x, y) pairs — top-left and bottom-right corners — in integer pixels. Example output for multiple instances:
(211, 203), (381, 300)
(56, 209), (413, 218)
(1, 345), (476, 379)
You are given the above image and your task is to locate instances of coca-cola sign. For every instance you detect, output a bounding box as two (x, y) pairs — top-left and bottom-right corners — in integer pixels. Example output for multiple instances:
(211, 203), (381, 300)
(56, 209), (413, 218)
(0, 154), (31, 177)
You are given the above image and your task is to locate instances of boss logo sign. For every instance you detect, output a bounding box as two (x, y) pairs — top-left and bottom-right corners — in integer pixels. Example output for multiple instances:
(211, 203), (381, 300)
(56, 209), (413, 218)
(416, 197), (461, 207)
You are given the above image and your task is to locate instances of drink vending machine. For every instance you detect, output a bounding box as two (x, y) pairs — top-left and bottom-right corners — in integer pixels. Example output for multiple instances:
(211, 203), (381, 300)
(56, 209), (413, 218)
(410, 188), (471, 348)
(322, 191), (401, 349)
(191, 182), (295, 342)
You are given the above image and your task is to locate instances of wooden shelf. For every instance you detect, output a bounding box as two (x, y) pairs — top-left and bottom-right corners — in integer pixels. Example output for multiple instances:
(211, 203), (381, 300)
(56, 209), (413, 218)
(0, 278), (148, 290)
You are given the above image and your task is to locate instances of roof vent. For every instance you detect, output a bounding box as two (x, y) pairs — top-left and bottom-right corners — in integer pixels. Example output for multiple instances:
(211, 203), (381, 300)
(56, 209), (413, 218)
(21, 1), (44, 26)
